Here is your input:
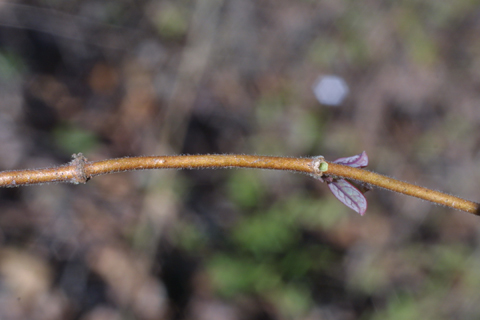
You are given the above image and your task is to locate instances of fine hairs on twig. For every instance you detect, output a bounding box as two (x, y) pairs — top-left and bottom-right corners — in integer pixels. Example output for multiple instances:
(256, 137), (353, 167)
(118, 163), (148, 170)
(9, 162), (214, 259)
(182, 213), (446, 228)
(0, 152), (478, 216)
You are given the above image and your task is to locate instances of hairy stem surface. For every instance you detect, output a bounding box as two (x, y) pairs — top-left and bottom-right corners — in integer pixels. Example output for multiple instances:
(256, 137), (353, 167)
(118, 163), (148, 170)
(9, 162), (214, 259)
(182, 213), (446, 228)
(0, 154), (478, 215)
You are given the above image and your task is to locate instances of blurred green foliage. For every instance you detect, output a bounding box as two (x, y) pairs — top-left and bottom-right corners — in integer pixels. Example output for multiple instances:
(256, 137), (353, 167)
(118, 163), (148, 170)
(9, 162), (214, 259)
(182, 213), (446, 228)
(201, 173), (351, 317)
(0, 50), (24, 80)
(54, 124), (100, 154)
(228, 171), (265, 209)
(152, 3), (189, 39)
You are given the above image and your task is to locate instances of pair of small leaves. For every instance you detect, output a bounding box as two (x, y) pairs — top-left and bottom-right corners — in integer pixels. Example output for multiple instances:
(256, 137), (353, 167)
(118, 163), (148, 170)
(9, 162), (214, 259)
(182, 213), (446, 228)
(318, 151), (369, 216)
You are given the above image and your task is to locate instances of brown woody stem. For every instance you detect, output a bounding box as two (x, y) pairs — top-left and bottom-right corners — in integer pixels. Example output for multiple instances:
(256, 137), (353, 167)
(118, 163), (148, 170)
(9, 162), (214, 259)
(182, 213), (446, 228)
(326, 162), (479, 214)
(0, 154), (478, 215)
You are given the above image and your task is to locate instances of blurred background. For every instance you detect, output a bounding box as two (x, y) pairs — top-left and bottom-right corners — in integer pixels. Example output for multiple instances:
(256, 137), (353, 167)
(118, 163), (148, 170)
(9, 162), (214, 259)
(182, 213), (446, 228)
(0, 1), (480, 319)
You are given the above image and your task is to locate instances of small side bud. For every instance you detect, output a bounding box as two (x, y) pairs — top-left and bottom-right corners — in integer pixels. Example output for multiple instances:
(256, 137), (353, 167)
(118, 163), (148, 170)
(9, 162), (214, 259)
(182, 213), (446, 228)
(311, 156), (329, 182)
(311, 156), (328, 174)
(319, 161), (328, 172)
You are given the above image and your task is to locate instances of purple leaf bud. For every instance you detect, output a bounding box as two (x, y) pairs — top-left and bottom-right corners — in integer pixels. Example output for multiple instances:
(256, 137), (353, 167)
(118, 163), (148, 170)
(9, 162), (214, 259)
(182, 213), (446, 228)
(327, 179), (367, 215)
(333, 151), (368, 168)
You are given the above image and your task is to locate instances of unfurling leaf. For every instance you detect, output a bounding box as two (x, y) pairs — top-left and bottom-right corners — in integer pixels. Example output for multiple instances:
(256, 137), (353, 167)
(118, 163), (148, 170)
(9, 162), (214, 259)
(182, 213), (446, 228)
(333, 151), (368, 168)
(315, 151), (369, 215)
(327, 179), (367, 216)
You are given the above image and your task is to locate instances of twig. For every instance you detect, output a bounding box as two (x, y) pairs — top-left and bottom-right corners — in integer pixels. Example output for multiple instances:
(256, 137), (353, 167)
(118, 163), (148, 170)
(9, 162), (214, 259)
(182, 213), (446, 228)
(0, 153), (478, 215)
